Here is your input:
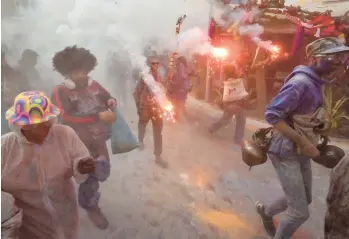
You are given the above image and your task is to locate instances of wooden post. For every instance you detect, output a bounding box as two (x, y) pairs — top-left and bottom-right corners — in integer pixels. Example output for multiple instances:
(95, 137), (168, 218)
(254, 48), (268, 117)
(205, 57), (212, 102)
(255, 68), (268, 116)
(205, 0), (214, 102)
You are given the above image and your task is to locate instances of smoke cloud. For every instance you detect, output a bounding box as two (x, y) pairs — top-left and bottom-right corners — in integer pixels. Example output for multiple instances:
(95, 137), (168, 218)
(2, 0), (211, 94)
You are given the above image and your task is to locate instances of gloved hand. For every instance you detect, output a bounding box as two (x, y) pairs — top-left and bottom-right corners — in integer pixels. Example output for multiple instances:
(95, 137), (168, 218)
(77, 157), (96, 174)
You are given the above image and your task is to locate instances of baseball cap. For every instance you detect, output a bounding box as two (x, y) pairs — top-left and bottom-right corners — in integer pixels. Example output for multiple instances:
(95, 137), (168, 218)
(306, 37), (349, 58)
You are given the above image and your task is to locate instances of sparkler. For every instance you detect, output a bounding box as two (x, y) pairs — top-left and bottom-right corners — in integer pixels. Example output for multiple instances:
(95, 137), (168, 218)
(142, 73), (176, 122)
(251, 37), (281, 59)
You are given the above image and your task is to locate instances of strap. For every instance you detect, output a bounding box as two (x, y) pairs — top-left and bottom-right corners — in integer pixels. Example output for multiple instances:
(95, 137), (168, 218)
(321, 85), (330, 116)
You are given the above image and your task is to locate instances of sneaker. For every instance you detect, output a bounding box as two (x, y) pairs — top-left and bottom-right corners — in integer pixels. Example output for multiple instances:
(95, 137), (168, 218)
(139, 142), (145, 151)
(87, 208), (109, 229)
(155, 156), (169, 169)
(255, 201), (276, 237)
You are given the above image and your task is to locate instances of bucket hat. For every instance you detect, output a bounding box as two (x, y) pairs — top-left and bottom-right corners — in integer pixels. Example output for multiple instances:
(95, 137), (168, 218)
(5, 91), (60, 126)
(306, 37), (349, 58)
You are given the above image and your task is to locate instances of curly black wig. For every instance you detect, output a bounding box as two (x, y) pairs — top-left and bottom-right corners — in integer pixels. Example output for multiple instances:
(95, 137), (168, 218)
(52, 45), (97, 76)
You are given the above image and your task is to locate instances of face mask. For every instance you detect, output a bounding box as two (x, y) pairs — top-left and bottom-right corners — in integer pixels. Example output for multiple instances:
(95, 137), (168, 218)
(20, 121), (53, 144)
(314, 54), (349, 83)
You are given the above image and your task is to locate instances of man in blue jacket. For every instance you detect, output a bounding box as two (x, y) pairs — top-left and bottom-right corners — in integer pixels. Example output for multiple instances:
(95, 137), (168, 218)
(255, 37), (349, 239)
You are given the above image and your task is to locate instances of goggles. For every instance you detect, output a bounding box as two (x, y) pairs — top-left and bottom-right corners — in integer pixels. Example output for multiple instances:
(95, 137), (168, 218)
(315, 52), (349, 65)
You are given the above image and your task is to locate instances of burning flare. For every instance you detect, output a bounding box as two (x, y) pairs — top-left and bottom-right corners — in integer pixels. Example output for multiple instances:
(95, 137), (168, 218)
(142, 73), (176, 122)
(212, 47), (228, 59)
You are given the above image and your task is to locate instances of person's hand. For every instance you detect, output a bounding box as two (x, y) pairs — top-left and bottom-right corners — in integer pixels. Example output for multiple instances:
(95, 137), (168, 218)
(298, 137), (320, 158)
(77, 157), (96, 174)
(98, 111), (116, 124)
(107, 98), (117, 110)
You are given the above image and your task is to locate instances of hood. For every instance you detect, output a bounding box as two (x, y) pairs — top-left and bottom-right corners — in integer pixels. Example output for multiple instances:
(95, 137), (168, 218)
(284, 65), (327, 85)
(9, 123), (55, 145)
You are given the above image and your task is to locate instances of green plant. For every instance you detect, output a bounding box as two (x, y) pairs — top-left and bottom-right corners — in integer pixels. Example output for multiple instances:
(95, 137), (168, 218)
(324, 85), (349, 129)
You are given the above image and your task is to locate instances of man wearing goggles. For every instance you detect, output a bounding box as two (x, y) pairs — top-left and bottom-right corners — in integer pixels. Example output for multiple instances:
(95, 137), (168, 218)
(255, 37), (349, 239)
(133, 56), (168, 168)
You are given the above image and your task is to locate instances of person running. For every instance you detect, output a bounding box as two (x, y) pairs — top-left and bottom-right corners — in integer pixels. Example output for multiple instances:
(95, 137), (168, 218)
(16, 49), (43, 91)
(255, 37), (349, 239)
(208, 63), (248, 144)
(133, 56), (168, 168)
(166, 56), (192, 122)
(51, 46), (117, 229)
(1, 91), (95, 239)
(1, 45), (32, 135)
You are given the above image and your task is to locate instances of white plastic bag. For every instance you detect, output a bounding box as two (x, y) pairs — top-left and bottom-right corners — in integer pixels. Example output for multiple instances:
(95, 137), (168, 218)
(222, 78), (248, 102)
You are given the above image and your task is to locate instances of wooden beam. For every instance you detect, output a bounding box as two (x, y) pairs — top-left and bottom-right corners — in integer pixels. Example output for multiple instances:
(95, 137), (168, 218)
(255, 67), (268, 117)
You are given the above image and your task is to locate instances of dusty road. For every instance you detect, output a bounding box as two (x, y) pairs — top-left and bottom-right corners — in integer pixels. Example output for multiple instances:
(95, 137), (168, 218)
(78, 97), (347, 239)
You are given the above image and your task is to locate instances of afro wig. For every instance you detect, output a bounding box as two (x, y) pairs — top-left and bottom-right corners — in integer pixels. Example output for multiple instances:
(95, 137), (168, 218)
(52, 45), (97, 76)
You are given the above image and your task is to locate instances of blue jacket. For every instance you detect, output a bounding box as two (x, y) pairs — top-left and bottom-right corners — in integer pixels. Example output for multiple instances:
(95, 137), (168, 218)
(265, 65), (326, 157)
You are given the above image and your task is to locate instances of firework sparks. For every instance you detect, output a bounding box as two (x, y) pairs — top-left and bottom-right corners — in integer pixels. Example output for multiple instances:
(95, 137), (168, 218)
(212, 47), (229, 59)
(251, 37), (281, 59)
(142, 73), (176, 122)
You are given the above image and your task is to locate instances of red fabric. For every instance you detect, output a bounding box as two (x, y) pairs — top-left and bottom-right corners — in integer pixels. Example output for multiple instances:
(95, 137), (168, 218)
(52, 85), (97, 124)
(208, 18), (216, 40)
(305, 15), (344, 38)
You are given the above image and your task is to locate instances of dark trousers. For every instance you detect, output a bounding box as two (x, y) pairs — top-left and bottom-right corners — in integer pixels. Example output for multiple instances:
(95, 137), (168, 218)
(138, 107), (163, 156)
(78, 141), (110, 210)
(209, 105), (246, 143)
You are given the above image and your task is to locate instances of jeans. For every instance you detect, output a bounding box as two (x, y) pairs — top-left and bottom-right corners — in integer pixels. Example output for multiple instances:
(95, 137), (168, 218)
(78, 142), (110, 210)
(265, 154), (312, 239)
(209, 107), (246, 143)
(138, 107), (163, 156)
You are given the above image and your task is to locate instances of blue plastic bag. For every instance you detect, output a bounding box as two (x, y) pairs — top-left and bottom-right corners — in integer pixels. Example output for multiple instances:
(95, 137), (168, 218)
(110, 108), (139, 154)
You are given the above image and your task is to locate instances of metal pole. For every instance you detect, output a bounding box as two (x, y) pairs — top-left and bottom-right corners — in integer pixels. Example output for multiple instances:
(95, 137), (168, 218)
(205, 0), (214, 102)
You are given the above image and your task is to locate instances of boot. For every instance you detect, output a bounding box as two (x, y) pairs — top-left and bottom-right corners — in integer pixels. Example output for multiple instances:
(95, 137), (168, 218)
(87, 207), (109, 229)
(255, 201), (276, 237)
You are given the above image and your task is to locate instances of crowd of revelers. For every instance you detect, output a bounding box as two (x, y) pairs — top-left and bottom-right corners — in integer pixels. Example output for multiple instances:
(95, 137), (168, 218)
(1, 35), (349, 239)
